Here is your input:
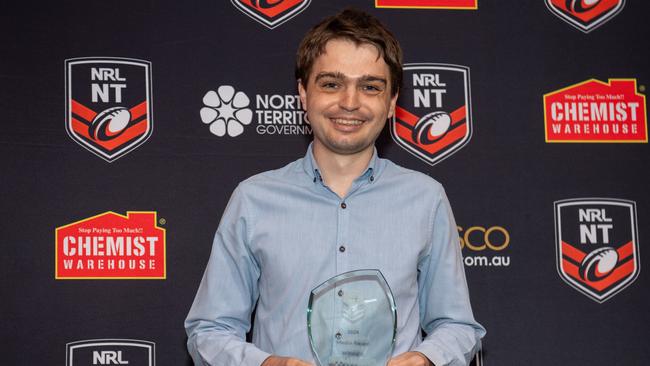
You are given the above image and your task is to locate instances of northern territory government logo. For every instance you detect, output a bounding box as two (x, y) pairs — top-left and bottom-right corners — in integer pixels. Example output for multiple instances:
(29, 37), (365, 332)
(65, 57), (153, 162)
(200, 85), (310, 137)
(231, 0), (311, 29)
(391, 63), (472, 165)
(375, 0), (477, 9)
(545, 0), (625, 33)
(55, 211), (166, 279)
(66, 339), (155, 366)
(555, 198), (640, 302)
(544, 79), (647, 143)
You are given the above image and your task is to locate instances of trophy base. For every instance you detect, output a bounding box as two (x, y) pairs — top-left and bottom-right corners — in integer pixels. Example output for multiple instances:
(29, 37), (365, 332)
(324, 356), (377, 366)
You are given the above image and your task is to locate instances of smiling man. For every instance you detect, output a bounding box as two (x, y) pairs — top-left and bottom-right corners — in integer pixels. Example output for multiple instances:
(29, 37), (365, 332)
(297, 38), (397, 198)
(185, 8), (485, 366)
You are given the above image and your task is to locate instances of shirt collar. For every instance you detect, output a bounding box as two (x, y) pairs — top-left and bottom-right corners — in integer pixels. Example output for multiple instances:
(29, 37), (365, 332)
(301, 143), (382, 184)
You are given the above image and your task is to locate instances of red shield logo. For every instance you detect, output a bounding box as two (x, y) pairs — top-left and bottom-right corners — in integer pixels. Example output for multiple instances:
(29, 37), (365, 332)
(65, 57), (153, 162)
(545, 0), (625, 33)
(555, 198), (640, 302)
(231, 0), (311, 29)
(391, 63), (472, 165)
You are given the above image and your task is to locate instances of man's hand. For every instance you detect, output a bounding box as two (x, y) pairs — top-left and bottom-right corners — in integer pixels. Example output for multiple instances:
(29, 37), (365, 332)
(261, 355), (312, 366)
(388, 351), (432, 366)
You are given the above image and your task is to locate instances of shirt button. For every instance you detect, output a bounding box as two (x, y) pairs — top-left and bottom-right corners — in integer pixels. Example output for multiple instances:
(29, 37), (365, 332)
(339, 245), (346, 253)
(338, 290), (344, 297)
(340, 202), (347, 209)
(370, 175), (374, 182)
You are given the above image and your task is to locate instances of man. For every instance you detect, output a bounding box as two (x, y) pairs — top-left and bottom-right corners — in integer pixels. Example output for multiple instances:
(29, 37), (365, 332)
(185, 8), (485, 366)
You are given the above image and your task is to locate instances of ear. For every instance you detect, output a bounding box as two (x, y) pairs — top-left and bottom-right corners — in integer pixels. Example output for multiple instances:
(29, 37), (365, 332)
(387, 90), (398, 119)
(298, 79), (307, 111)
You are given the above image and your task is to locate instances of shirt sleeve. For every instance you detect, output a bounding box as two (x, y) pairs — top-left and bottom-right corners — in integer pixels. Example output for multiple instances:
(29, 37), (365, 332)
(413, 188), (486, 366)
(185, 186), (271, 366)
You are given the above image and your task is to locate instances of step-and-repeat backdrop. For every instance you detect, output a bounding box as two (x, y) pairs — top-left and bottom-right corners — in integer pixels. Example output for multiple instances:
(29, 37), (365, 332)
(2, 1), (648, 365)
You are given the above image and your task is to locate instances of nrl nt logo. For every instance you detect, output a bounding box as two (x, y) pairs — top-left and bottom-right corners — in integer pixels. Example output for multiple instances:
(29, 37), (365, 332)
(231, 0), (311, 29)
(555, 198), (640, 303)
(546, 0), (625, 33)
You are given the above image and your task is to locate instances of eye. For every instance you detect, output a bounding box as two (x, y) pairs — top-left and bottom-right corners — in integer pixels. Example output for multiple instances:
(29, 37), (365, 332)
(319, 81), (341, 90)
(361, 84), (384, 95)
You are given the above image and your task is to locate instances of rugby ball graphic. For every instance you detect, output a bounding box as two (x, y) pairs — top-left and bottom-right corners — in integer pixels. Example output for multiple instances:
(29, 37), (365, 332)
(412, 111), (452, 145)
(579, 247), (618, 281)
(567, 0), (601, 12)
(90, 106), (132, 141)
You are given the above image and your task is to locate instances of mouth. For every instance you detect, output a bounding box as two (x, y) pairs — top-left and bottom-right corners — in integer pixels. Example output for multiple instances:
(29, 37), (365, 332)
(330, 117), (365, 127)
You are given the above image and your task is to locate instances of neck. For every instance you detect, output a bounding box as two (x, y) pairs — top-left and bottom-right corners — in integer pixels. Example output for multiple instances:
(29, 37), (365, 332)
(312, 143), (374, 198)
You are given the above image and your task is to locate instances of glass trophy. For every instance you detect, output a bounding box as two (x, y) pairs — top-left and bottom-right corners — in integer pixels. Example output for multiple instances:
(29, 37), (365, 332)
(307, 269), (397, 366)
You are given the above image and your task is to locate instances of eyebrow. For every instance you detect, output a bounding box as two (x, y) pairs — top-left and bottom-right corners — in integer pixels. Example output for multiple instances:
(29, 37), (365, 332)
(314, 72), (387, 85)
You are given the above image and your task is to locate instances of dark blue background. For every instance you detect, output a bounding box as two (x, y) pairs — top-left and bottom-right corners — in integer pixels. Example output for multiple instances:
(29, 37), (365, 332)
(1, 1), (648, 364)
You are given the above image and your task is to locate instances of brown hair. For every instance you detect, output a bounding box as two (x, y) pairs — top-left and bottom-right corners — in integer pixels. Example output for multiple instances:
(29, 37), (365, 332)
(295, 8), (403, 96)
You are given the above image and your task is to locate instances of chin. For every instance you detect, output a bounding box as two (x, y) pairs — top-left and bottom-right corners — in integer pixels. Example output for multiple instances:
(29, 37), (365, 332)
(325, 140), (374, 155)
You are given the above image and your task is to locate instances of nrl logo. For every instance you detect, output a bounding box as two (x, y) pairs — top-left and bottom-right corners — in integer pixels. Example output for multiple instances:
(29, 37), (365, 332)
(545, 0), (625, 33)
(554, 198), (640, 303)
(66, 339), (155, 366)
(65, 57), (153, 162)
(231, 0), (311, 29)
(391, 63), (472, 166)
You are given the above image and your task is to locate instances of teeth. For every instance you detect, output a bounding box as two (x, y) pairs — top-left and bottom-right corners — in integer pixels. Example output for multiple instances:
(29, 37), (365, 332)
(332, 118), (363, 126)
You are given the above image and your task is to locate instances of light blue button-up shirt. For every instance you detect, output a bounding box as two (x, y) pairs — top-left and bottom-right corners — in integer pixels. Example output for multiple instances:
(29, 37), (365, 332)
(185, 145), (485, 366)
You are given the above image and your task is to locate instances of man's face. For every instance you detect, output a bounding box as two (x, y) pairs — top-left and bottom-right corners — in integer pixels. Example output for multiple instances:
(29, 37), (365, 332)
(298, 39), (398, 157)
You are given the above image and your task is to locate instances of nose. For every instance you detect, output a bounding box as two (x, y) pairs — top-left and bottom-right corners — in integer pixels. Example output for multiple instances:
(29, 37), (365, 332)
(339, 86), (361, 111)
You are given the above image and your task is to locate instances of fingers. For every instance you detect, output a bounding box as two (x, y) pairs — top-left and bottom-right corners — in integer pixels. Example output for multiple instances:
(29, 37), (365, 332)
(388, 351), (431, 366)
(261, 355), (313, 366)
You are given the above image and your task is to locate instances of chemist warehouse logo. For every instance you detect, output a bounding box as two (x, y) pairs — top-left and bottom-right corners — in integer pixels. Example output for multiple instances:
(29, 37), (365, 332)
(65, 57), (153, 162)
(546, 0), (624, 33)
(200, 85), (311, 137)
(391, 63), (472, 165)
(231, 0), (311, 29)
(544, 79), (647, 142)
(555, 198), (640, 302)
(55, 212), (166, 279)
(375, 0), (477, 9)
(66, 339), (155, 366)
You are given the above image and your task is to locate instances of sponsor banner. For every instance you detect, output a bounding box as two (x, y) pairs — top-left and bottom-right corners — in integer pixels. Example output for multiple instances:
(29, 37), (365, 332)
(545, 0), (625, 33)
(555, 198), (640, 302)
(55, 211), (166, 279)
(391, 63), (472, 165)
(200, 85), (311, 137)
(65, 57), (153, 162)
(544, 79), (647, 143)
(66, 339), (155, 366)
(459, 225), (511, 268)
(231, 0), (311, 29)
(375, 0), (477, 9)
